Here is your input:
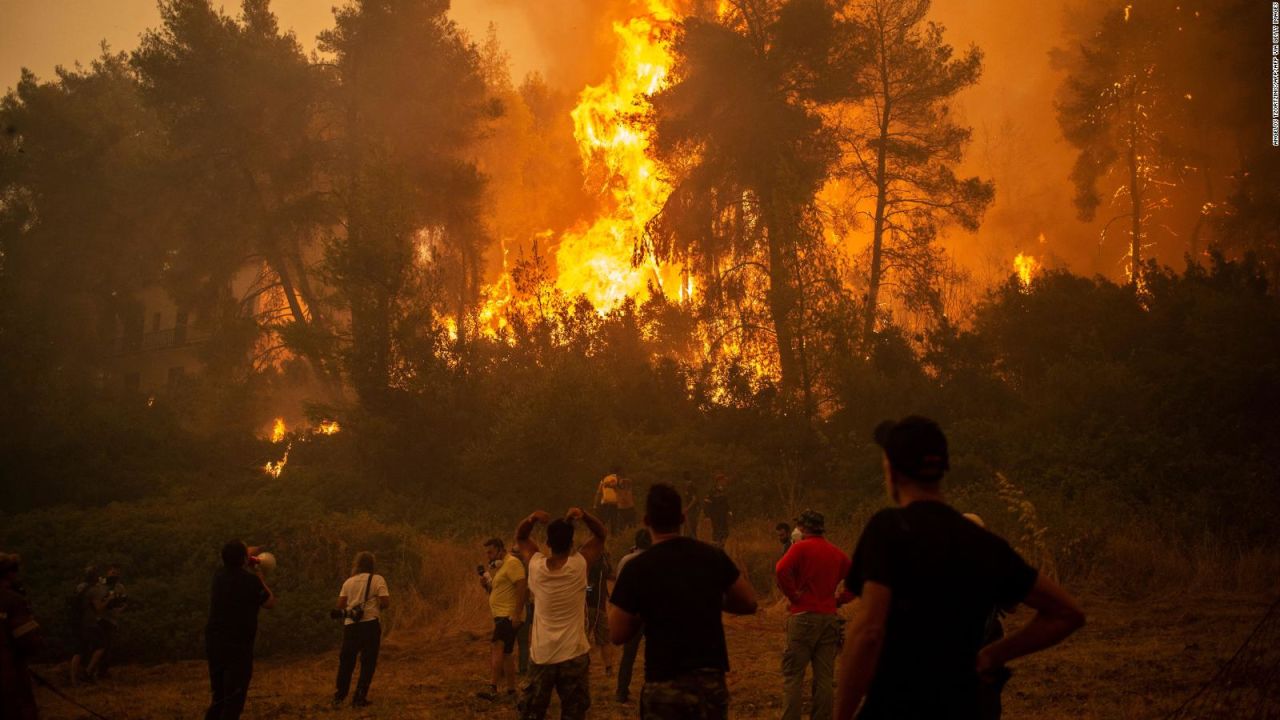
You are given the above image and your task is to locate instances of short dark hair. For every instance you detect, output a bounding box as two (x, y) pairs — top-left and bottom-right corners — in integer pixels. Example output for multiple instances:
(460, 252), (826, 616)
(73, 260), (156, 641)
(484, 537), (505, 551)
(221, 540), (248, 569)
(874, 416), (950, 483)
(352, 551), (375, 575)
(646, 483), (683, 533)
(634, 528), (653, 550)
(546, 519), (575, 555)
(775, 522), (791, 533)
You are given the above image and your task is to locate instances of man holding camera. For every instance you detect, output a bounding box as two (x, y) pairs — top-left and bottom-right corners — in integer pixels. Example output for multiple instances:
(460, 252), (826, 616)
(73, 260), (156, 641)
(205, 541), (275, 720)
(333, 551), (389, 708)
(478, 538), (526, 702)
(515, 507), (607, 720)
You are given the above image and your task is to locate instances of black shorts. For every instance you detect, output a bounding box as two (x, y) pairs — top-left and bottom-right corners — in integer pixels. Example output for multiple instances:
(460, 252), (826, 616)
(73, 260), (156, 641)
(492, 617), (517, 654)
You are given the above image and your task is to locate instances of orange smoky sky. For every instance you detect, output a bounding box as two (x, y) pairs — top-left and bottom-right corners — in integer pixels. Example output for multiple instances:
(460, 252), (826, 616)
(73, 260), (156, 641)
(0, 0), (1136, 285)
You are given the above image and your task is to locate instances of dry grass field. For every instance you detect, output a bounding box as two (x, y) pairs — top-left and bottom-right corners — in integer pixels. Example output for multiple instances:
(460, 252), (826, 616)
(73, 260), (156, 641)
(33, 589), (1275, 719)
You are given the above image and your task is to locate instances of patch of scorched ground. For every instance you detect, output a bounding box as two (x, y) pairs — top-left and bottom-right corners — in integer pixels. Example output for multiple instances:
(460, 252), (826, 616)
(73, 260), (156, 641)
(33, 591), (1273, 719)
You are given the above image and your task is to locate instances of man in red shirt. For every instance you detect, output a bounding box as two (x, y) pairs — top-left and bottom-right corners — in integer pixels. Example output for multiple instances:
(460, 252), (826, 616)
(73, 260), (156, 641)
(775, 510), (852, 720)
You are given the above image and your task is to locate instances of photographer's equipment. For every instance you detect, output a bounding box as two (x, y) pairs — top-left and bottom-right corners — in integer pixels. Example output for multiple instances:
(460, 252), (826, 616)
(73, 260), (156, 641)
(331, 571), (374, 622)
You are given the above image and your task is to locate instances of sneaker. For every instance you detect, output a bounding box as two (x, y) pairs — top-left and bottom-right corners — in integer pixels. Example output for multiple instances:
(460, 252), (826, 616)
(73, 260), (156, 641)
(615, 692), (630, 703)
(332, 696), (345, 708)
(351, 697), (372, 708)
(475, 690), (499, 702)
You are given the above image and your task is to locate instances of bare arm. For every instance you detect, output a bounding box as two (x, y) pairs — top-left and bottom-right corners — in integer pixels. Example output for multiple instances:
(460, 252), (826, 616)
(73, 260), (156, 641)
(335, 595), (348, 611)
(977, 574), (1084, 672)
(512, 578), (528, 626)
(257, 570), (277, 611)
(568, 507), (607, 566)
(516, 511), (551, 564)
(723, 574), (758, 615)
(835, 581), (891, 720)
(608, 603), (642, 645)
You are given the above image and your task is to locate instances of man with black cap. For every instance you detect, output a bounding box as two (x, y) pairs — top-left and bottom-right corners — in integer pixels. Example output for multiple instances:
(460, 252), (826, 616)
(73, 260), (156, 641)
(835, 417), (1085, 720)
(775, 509), (853, 720)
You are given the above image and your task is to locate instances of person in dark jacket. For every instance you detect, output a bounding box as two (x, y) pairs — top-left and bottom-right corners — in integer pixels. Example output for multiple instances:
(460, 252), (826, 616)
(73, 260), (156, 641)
(205, 541), (276, 720)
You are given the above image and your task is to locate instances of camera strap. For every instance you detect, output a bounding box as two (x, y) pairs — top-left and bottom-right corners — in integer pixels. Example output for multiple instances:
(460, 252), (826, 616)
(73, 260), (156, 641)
(356, 572), (374, 612)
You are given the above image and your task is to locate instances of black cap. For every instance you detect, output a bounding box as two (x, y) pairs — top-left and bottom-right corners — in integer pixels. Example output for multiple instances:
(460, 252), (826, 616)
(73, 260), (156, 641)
(873, 416), (949, 482)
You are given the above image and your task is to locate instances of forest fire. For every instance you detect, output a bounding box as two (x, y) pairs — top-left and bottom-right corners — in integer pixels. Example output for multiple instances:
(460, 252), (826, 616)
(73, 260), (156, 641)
(316, 420), (341, 435)
(1014, 253), (1040, 290)
(551, 0), (686, 309)
(270, 417), (287, 444)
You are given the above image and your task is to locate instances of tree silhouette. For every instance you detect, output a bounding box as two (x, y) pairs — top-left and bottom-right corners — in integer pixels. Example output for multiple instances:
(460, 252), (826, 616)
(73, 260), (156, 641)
(841, 0), (992, 337)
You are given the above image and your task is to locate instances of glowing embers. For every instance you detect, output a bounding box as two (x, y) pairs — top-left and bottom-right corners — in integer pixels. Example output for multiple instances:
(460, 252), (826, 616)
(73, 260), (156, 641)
(261, 417), (340, 478)
(265, 417), (290, 478)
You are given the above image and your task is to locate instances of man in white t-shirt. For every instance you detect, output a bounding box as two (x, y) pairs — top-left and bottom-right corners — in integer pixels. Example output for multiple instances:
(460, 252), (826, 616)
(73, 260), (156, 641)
(333, 552), (390, 708)
(515, 506), (607, 720)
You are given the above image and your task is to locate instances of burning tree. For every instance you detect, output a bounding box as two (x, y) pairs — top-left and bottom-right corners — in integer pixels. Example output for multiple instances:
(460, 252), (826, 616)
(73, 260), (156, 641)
(133, 0), (338, 387)
(1054, 1), (1184, 289)
(642, 0), (861, 413)
(319, 0), (492, 404)
(840, 0), (993, 338)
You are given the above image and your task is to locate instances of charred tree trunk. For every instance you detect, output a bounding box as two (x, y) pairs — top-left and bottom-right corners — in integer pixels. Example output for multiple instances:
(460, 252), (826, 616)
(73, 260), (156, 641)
(763, 197), (801, 402)
(1127, 108), (1142, 288)
(864, 93), (893, 341)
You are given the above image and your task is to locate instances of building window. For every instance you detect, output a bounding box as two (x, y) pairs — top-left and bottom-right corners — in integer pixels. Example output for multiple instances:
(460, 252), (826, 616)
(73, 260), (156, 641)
(123, 372), (140, 391)
(167, 366), (185, 387)
(123, 308), (144, 352)
(174, 310), (188, 346)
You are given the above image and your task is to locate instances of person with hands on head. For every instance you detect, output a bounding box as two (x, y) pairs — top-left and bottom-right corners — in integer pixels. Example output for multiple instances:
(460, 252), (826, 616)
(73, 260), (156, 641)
(205, 541), (275, 720)
(515, 507), (607, 720)
(835, 417), (1085, 720)
(608, 482), (757, 720)
(477, 538), (526, 702)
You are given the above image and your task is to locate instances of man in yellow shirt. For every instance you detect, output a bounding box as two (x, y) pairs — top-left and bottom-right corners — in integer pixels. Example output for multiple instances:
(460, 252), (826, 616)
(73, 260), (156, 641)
(479, 538), (527, 701)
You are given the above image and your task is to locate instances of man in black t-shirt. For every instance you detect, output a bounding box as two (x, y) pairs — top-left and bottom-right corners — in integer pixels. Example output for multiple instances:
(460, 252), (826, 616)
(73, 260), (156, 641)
(205, 540), (276, 720)
(835, 417), (1085, 720)
(609, 482), (758, 719)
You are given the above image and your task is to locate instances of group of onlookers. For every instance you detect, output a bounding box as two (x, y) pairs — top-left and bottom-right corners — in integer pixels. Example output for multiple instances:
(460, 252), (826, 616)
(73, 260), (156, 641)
(0, 415), (1085, 720)
(494, 415), (1084, 720)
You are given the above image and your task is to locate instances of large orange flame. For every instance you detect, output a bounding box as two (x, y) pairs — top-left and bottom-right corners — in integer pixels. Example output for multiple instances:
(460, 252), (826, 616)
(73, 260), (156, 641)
(1014, 253), (1040, 290)
(553, 0), (687, 310)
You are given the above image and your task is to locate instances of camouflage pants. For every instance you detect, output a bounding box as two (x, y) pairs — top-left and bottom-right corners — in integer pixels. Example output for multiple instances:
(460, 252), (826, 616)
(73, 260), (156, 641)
(640, 670), (729, 720)
(519, 652), (591, 720)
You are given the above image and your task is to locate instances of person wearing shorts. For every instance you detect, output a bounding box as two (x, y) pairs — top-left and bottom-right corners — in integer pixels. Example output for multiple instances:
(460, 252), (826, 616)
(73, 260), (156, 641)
(479, 538), (526, 702)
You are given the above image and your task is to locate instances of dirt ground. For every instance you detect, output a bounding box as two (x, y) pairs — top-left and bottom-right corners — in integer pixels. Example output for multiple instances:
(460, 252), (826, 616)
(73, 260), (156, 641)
(33, 591), (1274, 719)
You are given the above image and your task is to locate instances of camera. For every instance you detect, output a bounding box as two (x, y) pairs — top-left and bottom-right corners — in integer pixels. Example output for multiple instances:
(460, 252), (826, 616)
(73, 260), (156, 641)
(476, 564), (486, 576)
(330, 605), (364, 622)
